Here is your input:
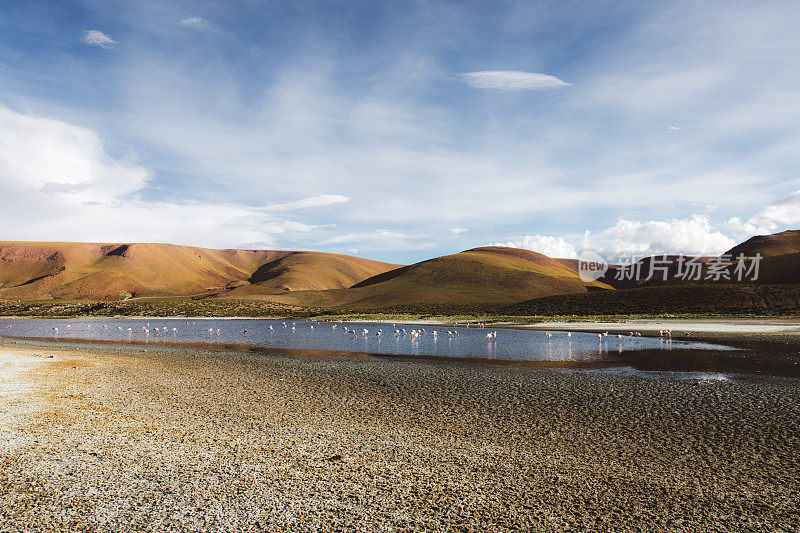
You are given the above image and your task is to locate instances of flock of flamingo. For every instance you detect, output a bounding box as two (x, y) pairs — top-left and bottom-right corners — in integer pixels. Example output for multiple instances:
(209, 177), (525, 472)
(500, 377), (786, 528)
(0, 321), (687, 347)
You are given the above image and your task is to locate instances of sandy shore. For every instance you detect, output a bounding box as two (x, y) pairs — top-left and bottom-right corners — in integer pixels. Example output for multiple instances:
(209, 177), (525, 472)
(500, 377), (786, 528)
(1, 338), (798, 532)
(318, 317), (800, 343)
(515, 317), (800, 343)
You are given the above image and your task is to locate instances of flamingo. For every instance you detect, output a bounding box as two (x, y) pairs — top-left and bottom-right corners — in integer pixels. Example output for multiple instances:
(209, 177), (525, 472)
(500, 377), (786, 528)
(545, 332), (553, 338)
(566, 332), (572, 338)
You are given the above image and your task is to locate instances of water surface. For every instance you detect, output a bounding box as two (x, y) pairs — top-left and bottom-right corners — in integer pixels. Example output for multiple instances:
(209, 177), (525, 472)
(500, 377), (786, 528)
(2, 317), (797, 378)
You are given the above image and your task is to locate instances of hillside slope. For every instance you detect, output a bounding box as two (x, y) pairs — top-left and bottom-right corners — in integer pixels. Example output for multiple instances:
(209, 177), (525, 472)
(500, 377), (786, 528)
(237, 246), (612, 311)
(505, 283), (800, 316)
(0, 242), (399, 301)
(507, 229), (800, 315)
(227, 252), (402, 295)
(725, 230), (800, 283)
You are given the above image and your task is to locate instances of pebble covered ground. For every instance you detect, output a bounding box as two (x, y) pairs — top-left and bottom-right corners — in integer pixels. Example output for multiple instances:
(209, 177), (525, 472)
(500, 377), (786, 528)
(1, 338), (798, 532)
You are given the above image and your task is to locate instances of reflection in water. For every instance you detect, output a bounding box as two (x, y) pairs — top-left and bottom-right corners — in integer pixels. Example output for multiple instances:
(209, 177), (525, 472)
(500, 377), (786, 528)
(2, 317), (798, 378)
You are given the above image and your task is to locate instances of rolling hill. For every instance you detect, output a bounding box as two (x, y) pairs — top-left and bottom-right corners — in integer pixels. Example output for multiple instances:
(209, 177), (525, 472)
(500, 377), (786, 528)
(508, 229), (800, 316)
(1, 230), (798, 315)
(223, 246), (613, 312)
(504, 282), (800, 316)
(0, 242), (400, 301)
(725, 230), (800, 284)
(727, 230), (800, 257)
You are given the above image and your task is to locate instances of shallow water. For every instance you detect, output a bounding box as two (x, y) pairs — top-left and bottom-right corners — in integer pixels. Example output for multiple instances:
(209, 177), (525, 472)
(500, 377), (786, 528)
(2, 317), (799, 378)
(0, 317), (729, 357)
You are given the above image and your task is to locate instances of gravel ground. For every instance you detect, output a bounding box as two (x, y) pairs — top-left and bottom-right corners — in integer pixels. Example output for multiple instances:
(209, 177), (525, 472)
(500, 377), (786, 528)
(1, 338), (799, 532)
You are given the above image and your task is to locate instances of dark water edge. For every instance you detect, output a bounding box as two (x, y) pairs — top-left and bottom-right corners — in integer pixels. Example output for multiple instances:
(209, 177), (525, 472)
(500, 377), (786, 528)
(3, 334), (799, 381)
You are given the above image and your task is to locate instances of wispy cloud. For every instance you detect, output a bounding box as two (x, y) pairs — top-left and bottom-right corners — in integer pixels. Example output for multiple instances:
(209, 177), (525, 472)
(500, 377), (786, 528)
(6, 1), (800, 260)
(265, 194), (350, 211)
(459, 71), (570, 90)
(82, 30), (116, 49)
(179, 17), (213, 31)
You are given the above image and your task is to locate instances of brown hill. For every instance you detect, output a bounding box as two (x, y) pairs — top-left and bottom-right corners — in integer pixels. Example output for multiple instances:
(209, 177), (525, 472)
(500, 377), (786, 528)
(727, 230), (800, 258)
(505, 283), (800, 316)
(0, 242), (399, 301)
(232, 246), (613, 312)
(506, 229), (800, 316)
(724, 230), (800, 284)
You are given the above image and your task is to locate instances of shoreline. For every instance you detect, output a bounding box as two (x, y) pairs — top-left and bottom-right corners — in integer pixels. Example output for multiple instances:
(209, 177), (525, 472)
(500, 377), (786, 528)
(1, 339), (798, 530)
(4, 328), (800, 379)
(4, 314), (800, 342)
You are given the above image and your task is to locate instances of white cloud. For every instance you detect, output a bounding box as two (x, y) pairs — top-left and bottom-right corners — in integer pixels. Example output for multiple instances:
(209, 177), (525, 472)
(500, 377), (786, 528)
(459, 71), (570, 90)
(0, 105), (317, 248)
(490, 235), (578, 259)
(321, 229), (433, 251)
(265, 194), (349, 211)
(726, 189), (800, 238)
(82, 30), (116, 49)
(450, 227), (468, 234)
(750, 189), (800, 227)
(582, 215), (736, 262)
(179, 17), (212, 30)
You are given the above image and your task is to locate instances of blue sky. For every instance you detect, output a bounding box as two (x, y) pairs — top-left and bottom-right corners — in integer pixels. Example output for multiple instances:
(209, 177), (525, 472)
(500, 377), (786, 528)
(1, 0), (799, 264)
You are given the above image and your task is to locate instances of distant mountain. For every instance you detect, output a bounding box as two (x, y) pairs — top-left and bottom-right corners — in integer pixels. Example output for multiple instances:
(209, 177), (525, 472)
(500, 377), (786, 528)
(0, 242), (399, 301)
(1, 231), (798, 315)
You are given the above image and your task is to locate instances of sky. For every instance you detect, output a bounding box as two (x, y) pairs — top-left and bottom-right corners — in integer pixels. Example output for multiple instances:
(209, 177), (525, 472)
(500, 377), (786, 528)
(1, 0), (799, 264)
